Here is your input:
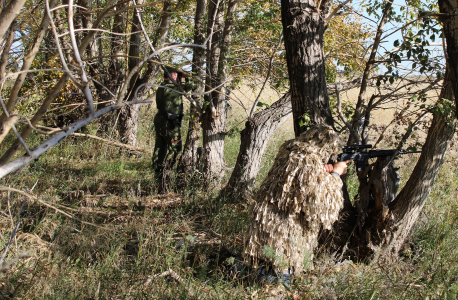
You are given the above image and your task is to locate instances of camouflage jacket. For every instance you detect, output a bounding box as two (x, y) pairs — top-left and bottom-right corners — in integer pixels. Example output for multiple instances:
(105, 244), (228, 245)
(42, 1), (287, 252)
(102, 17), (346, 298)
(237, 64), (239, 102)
(155, 79), (196, 116)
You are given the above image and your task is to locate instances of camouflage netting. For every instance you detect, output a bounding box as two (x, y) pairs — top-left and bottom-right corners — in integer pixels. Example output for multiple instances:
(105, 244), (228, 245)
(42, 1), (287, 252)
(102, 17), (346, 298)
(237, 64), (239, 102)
(244, 125), (344, 273)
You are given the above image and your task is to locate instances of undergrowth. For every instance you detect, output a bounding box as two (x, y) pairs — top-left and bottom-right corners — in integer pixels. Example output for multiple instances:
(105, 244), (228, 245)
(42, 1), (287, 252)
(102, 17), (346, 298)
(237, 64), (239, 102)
(0, 111), (457, 299)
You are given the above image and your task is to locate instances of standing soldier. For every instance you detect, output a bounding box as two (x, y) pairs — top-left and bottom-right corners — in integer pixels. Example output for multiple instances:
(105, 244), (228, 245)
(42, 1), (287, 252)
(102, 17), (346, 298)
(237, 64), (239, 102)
(152, 67), (196, 190)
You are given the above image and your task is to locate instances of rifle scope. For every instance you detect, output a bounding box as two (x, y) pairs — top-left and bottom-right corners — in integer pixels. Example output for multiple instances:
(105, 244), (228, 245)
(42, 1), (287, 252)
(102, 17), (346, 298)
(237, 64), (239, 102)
(342, 144), (372, 151)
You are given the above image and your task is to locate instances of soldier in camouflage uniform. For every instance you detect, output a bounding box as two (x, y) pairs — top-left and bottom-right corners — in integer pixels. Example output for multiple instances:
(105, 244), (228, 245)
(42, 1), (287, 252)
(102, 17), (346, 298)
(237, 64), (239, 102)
(152, 67), (196, 186)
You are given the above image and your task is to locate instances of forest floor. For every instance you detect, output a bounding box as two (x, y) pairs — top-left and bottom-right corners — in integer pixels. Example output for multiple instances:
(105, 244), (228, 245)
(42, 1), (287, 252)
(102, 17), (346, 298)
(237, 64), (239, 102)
(1, 80), (458, 299)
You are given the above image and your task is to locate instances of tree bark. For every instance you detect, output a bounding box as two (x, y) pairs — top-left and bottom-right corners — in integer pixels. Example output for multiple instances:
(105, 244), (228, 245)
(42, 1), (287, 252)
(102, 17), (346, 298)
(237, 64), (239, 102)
(221, 93), (292, 199)
(117, 0), (145, 148)
(379, 115), (455, 261)
(438, 0), (458, 112)
(179, 0), (206, 176)
(94, 0), (127, 134)
(201, 0), (238, 183)
(201, 0), (223, 182)
(78, 0), (97, 60)
(0, 0), (27, 41)
(152, 1), (172, 46)
(118, 105), (140, 147)
(281, 0), (334, 136)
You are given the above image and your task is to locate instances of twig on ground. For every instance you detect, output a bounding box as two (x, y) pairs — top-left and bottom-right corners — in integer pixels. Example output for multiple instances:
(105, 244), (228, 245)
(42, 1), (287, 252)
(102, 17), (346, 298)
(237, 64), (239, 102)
(0, 250), (32, 274)
(0, 201), (26, 267)
(0, 186), (109, 230)
(193, 223), (243, 246)
(145, 269), (195, 298)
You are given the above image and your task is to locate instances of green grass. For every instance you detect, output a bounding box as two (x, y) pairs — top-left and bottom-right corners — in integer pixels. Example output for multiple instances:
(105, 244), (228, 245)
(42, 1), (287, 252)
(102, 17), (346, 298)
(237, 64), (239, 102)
(1, 108), (458, 299)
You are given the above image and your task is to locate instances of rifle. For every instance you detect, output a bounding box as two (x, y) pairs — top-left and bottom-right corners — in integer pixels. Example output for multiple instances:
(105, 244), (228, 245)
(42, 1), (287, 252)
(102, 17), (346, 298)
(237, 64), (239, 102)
(330, 144), (421, 172)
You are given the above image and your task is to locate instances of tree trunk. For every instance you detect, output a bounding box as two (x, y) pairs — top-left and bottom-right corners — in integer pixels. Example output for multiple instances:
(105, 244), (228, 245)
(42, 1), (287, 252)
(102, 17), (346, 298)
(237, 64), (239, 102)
(369, 70), (455, 262)
(321, 0), (457, 262)
(179, 0), (207, 176)
(118, 106), (140, 147)
(201, 0), (223, 182)
(379, 115), (455, 261)
(116, 0), (144, 147)
(0, 0), (27, 41)
(78, 0), (97, 62)
(366, 0), (458, 262)
(201, 0), (238, 183)
(95, 0), (127, 134)
(351, 156), (401, 235)
(325, 75), (456, 261)
(438, 0), (458, 111)
(221, 93), (292, 199)
(96, 0), (167, 147)
(281, 0), (334, 136)
(116, 0), (173, 147)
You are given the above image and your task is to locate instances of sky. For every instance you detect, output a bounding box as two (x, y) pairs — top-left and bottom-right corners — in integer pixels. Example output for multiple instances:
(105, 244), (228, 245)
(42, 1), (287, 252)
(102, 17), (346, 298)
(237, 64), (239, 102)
(356, 0), (444, 75)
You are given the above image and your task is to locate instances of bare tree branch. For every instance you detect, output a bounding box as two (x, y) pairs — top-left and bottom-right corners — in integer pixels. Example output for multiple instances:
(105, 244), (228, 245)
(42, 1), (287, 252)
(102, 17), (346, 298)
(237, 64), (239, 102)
(0, 201), (25, 267)
(335, 82), (360, 143)
(0, 0), (27, 41)
(0, 21), (16, 84)
(0, 186), (110, 229)
(68, 0), (94, 115)
(324, 0), (352, 25)
(0, 99), (151, 178)
(36, 125), (152, 153)
(0, 0), (57, 124)
(250, 33), (283, 118)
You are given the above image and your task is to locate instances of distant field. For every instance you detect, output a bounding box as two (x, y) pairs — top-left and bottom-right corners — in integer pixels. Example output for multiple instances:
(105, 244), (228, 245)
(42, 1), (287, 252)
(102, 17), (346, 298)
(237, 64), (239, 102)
(226, 77), (440, 147)
(141, 77), (450, 188)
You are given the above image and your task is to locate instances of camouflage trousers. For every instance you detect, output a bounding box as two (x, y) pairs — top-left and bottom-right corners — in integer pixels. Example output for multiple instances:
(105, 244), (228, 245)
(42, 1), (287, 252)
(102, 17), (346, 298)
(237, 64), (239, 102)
(152, 120), (182, 182)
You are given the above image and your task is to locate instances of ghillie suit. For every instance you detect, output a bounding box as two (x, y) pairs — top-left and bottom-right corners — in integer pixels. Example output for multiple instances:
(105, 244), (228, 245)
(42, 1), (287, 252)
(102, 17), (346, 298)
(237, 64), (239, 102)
(244, 125), (344, 274)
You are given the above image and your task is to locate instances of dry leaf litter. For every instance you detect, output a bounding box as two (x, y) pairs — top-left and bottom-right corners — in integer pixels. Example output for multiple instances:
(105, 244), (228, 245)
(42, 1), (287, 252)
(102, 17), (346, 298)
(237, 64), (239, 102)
(244, 125), (344, 273)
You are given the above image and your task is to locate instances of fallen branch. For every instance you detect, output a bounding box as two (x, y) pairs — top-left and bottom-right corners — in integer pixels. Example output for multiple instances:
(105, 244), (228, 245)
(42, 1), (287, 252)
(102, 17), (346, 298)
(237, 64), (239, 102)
(0, 250), (32, 274)
(145, 269), (195, 298)
(0, 186), (109, 230)
(0, 99), (151, 179)
(153, 269), (184, 282)
(0, 201), (25, 267)
(36, 125), (152, 153)
(193, 223), (243, 246)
